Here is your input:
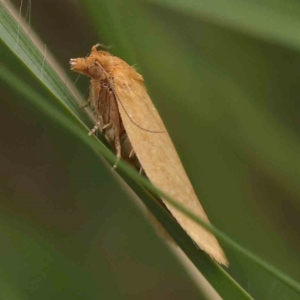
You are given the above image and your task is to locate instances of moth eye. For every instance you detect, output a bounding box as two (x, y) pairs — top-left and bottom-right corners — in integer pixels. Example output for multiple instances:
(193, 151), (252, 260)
(89, 65), (103, 79)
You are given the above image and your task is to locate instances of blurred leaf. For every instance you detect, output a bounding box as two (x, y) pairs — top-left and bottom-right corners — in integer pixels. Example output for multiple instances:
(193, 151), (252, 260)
(146, 0), (300, 52)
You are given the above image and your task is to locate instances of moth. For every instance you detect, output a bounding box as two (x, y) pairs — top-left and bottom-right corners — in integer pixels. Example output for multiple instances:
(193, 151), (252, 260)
(70, 44), (228, 266)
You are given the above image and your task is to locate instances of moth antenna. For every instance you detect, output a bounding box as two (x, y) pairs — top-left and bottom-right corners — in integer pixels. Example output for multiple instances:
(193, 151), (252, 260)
(112, 86), (165, 134)
(92, 43), (113, 51)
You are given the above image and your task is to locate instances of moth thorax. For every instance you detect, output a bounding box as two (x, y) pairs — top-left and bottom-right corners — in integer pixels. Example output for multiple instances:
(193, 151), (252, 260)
(89, 65), (103, 79)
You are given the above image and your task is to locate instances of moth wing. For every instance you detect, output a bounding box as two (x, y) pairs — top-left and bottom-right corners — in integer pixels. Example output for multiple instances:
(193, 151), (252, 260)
(112, 71), (228, 266)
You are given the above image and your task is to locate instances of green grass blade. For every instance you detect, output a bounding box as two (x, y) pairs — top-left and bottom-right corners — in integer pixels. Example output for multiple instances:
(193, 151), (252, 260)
(0, 1), (90, 123)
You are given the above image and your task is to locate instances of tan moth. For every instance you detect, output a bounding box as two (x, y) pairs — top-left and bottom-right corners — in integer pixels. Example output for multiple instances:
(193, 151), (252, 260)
(70, 45), (228, 266)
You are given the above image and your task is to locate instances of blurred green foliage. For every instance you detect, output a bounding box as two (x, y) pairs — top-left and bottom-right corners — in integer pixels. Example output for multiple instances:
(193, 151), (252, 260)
(2, 0), (300, 299)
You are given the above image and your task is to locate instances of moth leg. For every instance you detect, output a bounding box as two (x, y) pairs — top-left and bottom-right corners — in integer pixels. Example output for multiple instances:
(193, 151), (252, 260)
(112, 135), (121, 170)
(102, 123), (112, 131)
(129, 148), (135, 159)
(107, 85), (123, 170)
(88, 122), (100, 136)
(139, 165), (143, 174)
(80, 99), (90, 108)
(81, 80), (100, 109)
(88, 119), (101, 136)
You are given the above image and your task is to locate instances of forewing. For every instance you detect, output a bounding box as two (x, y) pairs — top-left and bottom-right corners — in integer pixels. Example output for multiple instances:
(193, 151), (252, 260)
(112, 72), (228, 266)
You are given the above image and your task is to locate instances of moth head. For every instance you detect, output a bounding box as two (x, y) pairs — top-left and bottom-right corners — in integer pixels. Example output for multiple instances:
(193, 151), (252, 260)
(70, 56), (103, 79)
